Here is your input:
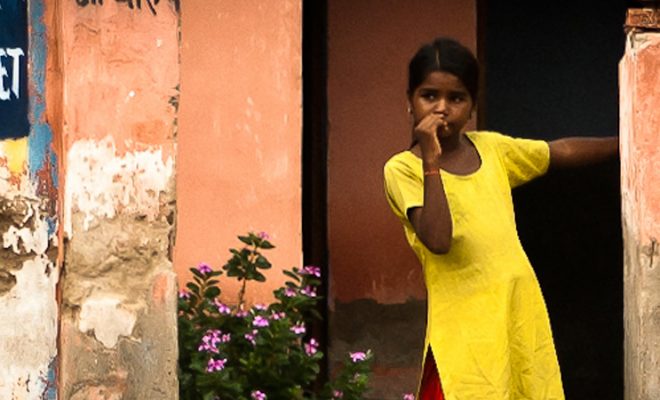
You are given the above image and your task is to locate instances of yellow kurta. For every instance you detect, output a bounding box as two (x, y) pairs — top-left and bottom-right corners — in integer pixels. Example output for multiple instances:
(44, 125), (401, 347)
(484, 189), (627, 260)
(383, 131), (564, 399)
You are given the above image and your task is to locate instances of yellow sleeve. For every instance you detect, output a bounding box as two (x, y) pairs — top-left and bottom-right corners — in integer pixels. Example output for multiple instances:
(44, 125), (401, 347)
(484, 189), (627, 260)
(492, 133), (550, 188)
(383, 154), (424, 222)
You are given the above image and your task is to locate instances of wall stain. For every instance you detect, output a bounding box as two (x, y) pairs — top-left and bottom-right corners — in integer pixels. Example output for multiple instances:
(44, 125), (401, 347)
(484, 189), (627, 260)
(0, 270), (17, 295)
(645, 238), (658, 269)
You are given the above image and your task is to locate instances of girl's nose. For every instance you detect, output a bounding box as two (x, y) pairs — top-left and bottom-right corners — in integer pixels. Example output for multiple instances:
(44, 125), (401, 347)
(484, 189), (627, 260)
(433, 100), (448, 115)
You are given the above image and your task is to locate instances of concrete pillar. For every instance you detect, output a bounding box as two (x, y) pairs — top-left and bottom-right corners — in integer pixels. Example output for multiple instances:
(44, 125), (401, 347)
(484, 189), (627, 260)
(0, 1), (59, 398)
(57, 1), (180, 398)
(621, 11), (660, 400)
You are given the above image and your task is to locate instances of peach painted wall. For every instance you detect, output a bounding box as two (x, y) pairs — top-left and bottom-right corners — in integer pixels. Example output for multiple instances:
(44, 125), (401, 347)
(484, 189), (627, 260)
(175, 1), (302, 303)
(328, 0), (477, 305)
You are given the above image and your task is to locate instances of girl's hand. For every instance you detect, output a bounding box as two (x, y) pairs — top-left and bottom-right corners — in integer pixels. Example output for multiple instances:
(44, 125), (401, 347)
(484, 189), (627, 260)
(414, 113), (447, 165)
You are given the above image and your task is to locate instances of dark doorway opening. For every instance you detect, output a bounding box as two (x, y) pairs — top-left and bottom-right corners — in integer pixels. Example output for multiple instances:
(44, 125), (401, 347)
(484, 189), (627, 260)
(481, 1), (626, 398)
(302, 0), (329, 385)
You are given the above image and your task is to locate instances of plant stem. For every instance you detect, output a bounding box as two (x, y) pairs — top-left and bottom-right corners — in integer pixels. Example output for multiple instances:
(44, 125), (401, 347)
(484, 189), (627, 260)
(238, 279), (247, 309)
(237, 244), (258, 309)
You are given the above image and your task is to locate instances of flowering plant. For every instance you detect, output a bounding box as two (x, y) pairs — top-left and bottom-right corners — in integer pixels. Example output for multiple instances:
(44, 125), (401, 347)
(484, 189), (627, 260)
(178, 232), (375, 400)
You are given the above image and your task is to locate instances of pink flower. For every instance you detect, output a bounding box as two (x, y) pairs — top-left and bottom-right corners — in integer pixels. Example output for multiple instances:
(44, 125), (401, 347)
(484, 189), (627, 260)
(257, 231), (270, 240)
(402, 394), (415, 400)
(270, 311), (286, 320)
(253, 303), (268, 311)
(301, 265), (321, 277)
(301, 286), (317, 298)
(290, 322), (306, 335)
(178, 290), (191, 299)
(251, 390), (267, 400)
(214, 299), (231, 315)
(284, 287), (297, 297)
(333, 390), (344, 399)
(253, 316), (270, 328)
(305, 338), (319, 356)
(198, 329), (224, 353)
(350, 351), (367, 363)
(235, 310), (249, 318)
(196, 263), (213, 274)
(206, 357), (227, 372)
(244, 329), (258, 346)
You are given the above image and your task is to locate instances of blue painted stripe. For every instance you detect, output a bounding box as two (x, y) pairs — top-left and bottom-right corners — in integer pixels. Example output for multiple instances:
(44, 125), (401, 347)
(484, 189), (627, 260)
(45, 356), (58, 400)
(28, 2), (59, 399)
(27, 0), (58, 189)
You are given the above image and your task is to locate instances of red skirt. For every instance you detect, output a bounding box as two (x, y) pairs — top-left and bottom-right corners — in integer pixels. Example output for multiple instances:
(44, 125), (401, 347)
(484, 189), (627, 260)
(419, 348), (444, 400)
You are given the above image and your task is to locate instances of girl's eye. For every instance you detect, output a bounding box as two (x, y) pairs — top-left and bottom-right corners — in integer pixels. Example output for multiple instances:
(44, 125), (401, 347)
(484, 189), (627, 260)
(450, 95), (465, 103)
(421, 93), (436, 101)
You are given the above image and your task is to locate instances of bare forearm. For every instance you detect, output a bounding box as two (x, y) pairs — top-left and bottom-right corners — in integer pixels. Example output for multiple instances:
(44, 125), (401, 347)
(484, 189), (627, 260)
(549, 136), (619, 169)
(409, 162), (453, 254)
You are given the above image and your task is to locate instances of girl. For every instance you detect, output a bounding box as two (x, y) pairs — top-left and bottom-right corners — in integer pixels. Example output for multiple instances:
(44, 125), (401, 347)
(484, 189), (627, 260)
(383, 37), (618, 399)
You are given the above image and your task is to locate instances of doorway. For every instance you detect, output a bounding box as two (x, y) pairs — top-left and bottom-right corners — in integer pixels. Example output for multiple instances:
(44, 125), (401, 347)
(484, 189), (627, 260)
(305, 0), (626, 397)
(482, 1), (625, 398)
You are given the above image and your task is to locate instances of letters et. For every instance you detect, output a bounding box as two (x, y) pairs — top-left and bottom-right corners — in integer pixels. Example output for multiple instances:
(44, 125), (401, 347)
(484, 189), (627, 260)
(0, 47), (25, 101)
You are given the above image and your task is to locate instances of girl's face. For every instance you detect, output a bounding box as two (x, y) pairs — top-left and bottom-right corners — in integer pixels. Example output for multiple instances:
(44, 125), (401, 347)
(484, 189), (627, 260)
(409, 71), (474, 139)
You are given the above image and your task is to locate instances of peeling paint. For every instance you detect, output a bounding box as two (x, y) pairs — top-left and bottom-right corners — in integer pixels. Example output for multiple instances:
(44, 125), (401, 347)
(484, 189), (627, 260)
(0, 138), (28, 175)
(78, 296), (138, 348)
(64, 136), (174, 235)
(0, 175), (58, 397)
(0, 145), (30, 196)
(0, 255), (58, 399)
(2, 205), (50, 254)
(0, 0), (60, 397)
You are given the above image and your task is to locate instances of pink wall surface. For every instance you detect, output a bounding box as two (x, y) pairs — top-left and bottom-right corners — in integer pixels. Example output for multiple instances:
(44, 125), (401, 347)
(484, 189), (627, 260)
(328, 0), (477, 305)
(60, 2), (178, 155)
(175, 1), (303, 304)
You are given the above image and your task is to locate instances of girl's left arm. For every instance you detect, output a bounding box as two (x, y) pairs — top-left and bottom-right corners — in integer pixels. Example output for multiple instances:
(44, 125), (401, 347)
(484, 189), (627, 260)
(548, 136), (619, 169)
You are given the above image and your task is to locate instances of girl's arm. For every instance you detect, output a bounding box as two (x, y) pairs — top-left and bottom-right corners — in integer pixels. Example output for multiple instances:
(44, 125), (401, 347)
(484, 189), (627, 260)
(408, 166), (453, 254)
(408, 115), (453, 254)
(548, 136), (619, 169)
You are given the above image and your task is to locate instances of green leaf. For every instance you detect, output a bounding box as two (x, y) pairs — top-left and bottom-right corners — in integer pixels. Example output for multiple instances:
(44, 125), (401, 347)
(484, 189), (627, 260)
(238, 235), (253, 246)
(283, 270), (301, 282)
(202, 392), (217, 400)
(260, 240), (275, 249)
(204, 286), (221, 299)
(191, 268), (206, 280)
(186, 282), (200, 295)
(255, 255), (272, 269)
(226, 269), (241, 277)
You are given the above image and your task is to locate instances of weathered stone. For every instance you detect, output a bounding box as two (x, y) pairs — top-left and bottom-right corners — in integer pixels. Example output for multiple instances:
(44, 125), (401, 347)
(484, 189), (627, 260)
(621, 30), (660, 400)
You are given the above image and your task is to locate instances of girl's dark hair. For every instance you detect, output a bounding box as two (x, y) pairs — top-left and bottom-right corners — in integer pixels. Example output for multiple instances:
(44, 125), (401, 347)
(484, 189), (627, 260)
(408, 37), (479, 101)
